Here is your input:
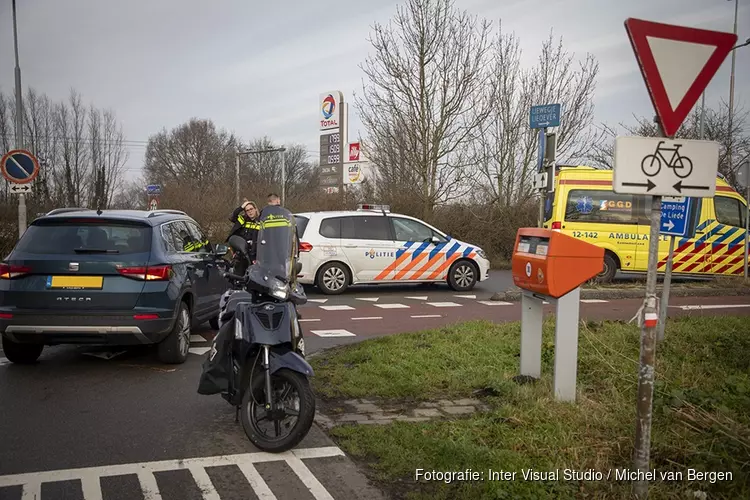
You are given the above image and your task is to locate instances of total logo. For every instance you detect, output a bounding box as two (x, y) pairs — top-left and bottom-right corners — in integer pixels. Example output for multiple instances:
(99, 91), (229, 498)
(320, 93), (339, 129)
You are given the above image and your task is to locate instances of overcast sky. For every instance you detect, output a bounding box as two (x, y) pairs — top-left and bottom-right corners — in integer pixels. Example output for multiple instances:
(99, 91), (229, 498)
(0, 0), (747, 183)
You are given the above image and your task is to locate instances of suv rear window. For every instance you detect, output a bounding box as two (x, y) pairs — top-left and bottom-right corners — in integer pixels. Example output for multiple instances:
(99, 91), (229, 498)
(294, 215), (309, 239)
(13, 220), (153, 255)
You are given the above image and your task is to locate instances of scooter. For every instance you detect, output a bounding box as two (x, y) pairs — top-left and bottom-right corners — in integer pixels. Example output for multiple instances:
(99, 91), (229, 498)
(198, 206), (314, 453)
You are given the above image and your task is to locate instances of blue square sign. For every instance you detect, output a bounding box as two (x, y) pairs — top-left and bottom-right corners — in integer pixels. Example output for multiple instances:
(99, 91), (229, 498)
(530, 104), (561, 129)
(659, 197), (696, 238)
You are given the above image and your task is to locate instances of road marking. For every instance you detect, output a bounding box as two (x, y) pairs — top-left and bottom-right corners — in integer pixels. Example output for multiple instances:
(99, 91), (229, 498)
(190, 334), (207, 343)
(351, 316), (383, 320)
(299, 318), (321, 322)
(319, 305), (355, 311)
(411, 314), (441, 318)
(189, 347), (211, 356)
(676, 304), (750, 310)
(0, 447), (345, 500)
(454, 294), (476, 299)
(311, 329), (356, 337)
(427, 302), (462, 307)
(580, 299), (609, 303)
(477, 301), (513, 306)
(374, 303), (409, 309)
(0, 357), (10, 366)
(356, 297), (380, 302)
(308, 299), (328, 303)
(405, 296), (429, 300)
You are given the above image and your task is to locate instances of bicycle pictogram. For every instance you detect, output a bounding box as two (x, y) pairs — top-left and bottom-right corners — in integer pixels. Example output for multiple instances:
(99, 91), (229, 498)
(640, 140), (693, 179)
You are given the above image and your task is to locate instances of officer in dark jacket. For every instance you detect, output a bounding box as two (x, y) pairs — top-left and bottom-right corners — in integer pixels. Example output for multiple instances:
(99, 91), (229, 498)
(228, 200), (260, 274)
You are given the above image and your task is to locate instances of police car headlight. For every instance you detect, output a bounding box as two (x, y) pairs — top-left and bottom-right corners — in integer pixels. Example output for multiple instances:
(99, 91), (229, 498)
(476, 249), (487, 260)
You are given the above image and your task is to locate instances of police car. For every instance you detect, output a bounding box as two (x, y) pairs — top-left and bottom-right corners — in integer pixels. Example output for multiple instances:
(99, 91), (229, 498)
(293, 204), (491, 294)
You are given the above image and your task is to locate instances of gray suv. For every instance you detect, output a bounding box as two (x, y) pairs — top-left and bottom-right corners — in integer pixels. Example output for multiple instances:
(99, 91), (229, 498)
(0, 208), (229, 365)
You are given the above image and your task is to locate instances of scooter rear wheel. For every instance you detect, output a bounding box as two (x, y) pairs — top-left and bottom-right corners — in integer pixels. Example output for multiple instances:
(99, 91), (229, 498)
(240, 368), (316, 453)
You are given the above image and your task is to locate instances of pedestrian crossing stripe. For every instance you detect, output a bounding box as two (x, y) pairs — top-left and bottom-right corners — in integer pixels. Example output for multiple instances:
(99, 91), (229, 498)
(0, 446), (345, 500)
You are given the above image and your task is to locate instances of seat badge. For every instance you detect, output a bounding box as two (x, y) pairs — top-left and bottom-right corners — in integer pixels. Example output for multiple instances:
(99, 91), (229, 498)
(69, 262), (79, 271)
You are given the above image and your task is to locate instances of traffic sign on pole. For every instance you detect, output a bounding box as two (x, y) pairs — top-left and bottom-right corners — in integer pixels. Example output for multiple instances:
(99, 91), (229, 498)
(624, 18), (737, 138)
(1, 149), (39, 184)
(613, 136), (719, 198)
(659, 196), (697, 238)
(146, 184), (161, 195)
(530, 104), (561, 129)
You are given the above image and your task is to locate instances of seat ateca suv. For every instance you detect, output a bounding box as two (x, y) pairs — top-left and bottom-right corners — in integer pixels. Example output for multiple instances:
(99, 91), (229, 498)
(0, 208), (230, 365)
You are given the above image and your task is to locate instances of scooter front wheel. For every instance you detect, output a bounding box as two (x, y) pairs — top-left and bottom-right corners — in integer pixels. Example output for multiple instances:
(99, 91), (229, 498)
(240, 368), (316, 453)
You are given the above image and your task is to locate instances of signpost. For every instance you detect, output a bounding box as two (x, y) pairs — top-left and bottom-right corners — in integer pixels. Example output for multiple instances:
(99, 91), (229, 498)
(1, 149), (40, 238)
(530, 104), (561, 228)
(319, 91), (346, 195)
(620, 18), (736, 498)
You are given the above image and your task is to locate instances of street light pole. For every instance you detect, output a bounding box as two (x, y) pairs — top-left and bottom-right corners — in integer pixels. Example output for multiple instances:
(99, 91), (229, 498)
(727, 0), (738, 175)
(12, 0), (26, 237)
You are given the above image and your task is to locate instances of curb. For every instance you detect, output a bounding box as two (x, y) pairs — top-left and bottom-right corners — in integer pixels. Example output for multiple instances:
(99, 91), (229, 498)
(490, 287), (750, 302)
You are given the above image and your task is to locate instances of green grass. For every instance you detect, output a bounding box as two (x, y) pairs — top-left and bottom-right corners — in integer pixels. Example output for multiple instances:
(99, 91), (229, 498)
(310, 317), (750, 500)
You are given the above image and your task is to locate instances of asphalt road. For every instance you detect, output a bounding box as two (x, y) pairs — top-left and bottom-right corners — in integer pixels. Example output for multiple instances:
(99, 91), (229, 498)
(1, 279), (747, 500)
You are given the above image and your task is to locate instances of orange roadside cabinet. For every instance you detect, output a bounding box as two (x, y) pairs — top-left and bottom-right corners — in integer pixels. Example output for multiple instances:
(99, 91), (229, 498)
(510, 228), (604, 402)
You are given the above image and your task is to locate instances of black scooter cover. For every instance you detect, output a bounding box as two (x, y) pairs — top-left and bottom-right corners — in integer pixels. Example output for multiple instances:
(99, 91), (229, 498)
(196, 319), (234, 395)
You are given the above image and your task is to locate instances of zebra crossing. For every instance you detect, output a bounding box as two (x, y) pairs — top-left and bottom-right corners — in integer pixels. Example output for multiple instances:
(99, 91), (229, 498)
(306, 296), (613, 311)
(0, 447), (346, 500)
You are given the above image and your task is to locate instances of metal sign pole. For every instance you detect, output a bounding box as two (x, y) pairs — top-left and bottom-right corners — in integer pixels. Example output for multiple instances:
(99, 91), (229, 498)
(538, 128), (546, 228)
(280, 148), (286, 206)
(235, 152), (240, 207)
(12, 0), (27, 237)
(745, 183), (749, 278)
(657, 235), (675, 342)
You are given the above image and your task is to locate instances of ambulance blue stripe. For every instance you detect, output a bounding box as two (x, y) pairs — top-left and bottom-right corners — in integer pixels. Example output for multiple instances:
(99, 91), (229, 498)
(396, 241), (414, 258)
(462, 246), (474, 257)
(429, 242), (447, 259)
(696, 224), (722, 245)
(445, 242), (461, 259)
(412, 241), (431, 259)
(726, 231), (746, 249)
(714, 227), (741, 246)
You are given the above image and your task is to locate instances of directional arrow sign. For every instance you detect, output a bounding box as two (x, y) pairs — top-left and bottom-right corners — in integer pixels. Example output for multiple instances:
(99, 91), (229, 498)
(529, 104), (561, 129)
(613, 136), (719, 198)
(9, 184), (32, 194)
(659, 196), (697, 238)
(624, 19), (737, 138)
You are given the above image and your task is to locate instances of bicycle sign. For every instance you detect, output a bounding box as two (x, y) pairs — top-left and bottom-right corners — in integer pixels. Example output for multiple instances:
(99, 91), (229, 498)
(613, 136), (719, 198)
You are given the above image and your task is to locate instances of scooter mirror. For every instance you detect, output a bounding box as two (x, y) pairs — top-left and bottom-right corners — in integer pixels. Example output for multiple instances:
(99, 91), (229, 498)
(228, 235), (249, 257)
(294, 261), (302, 275)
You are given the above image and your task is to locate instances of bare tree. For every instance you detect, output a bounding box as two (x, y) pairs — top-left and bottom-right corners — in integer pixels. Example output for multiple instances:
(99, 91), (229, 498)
(474, 27), (601, 208)
(69, 89), (89, 206)
(101, 109), (129, 207)
(355, 0), (494, 220)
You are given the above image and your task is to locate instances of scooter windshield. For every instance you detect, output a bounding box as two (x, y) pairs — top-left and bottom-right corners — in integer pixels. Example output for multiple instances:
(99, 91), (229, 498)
(255, 206), (296, 283)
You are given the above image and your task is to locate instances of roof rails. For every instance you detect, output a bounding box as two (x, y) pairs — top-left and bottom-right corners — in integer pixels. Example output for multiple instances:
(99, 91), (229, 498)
(46, 208), (88, 216)
(147, 209), (187, 218)
(356, 204), (390, 213)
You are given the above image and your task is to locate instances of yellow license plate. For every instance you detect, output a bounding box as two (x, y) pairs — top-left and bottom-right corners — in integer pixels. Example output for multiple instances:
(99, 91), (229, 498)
(48, 276), (103, 289)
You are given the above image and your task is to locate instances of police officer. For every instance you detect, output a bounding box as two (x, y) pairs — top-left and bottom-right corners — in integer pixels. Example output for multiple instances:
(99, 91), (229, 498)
(228, 200), (260, 273)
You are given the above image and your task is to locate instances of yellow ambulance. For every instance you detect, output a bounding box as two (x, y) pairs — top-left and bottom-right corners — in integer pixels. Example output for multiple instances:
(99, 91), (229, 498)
(543, 166), (748, 282)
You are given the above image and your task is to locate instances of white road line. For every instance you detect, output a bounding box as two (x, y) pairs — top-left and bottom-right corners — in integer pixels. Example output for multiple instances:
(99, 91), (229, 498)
(189, 465), (222, 500)
(299, 318), (321, 322)
(237, 462), (276, 499)
(190, 334), (206, 343)
(405, 296), (429, 300)
(0, 447), (344, 500)
(374, 303), (409, 309)
(580, 299), (609, 303)
(427, 302), (462, 307)
(351, 316), (383, 320)
(308, 299), (328, 303)
(454, 294), (476, 299)
(189, 347), (211, 356)
(311, 329), (356, 337)
(319, 305), (355, 311)
(477, 301), (513, 306)
(356, 297), (380, 302)
(0, 357), (9, 366)
(411, 314), (441, 318)
(676, 304), (750, 310)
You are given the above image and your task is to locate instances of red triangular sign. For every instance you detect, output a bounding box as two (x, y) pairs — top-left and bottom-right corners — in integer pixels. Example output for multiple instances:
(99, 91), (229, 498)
(625, 18), (737, 137)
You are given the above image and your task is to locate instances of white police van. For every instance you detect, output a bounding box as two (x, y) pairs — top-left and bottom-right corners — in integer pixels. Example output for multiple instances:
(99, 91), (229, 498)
(293, 204), (491, 294)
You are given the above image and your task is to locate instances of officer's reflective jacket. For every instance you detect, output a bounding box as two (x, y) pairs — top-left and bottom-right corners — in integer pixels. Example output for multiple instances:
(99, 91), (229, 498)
(183, 238), (209, 252)
(228, 207), (260, 259)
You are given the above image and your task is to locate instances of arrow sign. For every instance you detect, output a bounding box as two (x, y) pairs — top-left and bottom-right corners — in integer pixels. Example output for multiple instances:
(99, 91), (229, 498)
(10, 184), (31, 194)
(662, 220), (675, 231)
(622, 180), (656, 191)
(624, 19), (737, 138)
(659, 196), (697, 238)
(673, 181), (709, 193)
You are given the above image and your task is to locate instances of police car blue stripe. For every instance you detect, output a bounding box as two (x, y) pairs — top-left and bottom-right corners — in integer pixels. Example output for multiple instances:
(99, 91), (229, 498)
(429, 242), (447, 260)
(412, 241), (431, 259)
(445, 242), (461, 259)
(396, 241), (414, 258)
(462, 246), (474, 257)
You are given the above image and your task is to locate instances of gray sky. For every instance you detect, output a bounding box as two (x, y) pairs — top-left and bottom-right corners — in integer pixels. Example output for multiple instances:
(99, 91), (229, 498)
(1, 0), (747, 183)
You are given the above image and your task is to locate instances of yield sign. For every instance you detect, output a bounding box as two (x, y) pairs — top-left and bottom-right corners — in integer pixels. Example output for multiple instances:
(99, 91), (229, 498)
(624, 18), (737, 138)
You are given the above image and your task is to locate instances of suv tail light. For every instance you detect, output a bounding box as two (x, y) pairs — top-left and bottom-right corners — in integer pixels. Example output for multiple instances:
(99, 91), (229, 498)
(299, 242), (313, 252)
(0, 263), (32, 279)
(116, 265), (172, 281)
(551, 222), (562, 230)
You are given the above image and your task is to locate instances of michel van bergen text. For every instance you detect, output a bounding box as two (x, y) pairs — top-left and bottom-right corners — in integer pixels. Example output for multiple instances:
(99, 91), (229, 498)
(415, 468), (732, 484)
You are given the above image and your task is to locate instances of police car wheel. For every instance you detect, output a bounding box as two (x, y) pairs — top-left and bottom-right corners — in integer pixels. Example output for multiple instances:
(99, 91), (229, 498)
(317, 262), (350, 295)
(447, 260), (477, 291)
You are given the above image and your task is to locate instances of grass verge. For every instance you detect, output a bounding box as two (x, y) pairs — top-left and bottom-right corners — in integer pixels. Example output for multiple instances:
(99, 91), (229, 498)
(310, 317), (750, 500)
(584, 276), (750, 290)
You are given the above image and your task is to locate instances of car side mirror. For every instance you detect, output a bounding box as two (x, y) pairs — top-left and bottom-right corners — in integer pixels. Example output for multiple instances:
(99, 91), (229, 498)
(214, 244), (229, 257)
(430, 236), (441, 245)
